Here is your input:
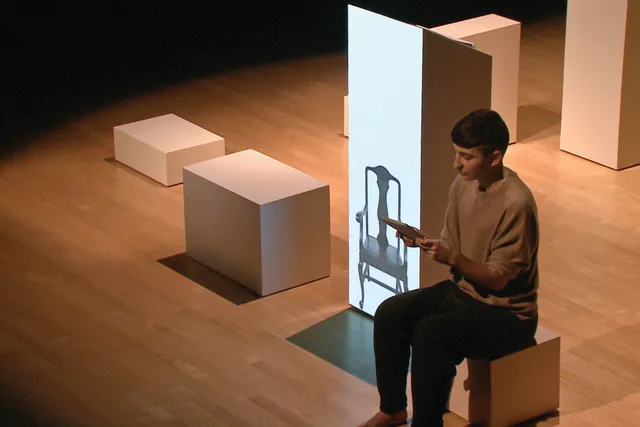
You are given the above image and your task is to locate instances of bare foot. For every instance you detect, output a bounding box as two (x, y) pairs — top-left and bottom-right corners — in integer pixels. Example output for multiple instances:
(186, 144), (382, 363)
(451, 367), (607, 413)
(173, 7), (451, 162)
(358, 409), (408, 427)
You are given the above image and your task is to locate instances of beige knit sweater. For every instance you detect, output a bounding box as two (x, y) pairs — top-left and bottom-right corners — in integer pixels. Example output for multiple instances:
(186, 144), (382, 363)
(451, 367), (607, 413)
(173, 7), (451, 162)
(441, 167), (540, 320)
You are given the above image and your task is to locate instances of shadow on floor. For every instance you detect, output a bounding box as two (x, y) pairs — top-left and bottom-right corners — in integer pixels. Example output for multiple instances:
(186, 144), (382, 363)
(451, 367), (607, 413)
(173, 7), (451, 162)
(516, 104), (562, 142)
(288, 307), (377, 385)
(513, 409), (561, 426)
(158, 252), (260, 305)
(0, 386), (68, 427)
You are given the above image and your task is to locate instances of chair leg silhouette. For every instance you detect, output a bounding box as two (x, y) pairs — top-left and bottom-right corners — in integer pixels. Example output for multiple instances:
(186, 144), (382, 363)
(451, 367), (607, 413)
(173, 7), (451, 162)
(358, 261), (365, 309)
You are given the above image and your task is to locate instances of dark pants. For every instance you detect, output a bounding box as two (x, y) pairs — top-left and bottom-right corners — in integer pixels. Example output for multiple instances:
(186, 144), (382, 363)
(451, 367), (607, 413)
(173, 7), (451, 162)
(373, 279), (537, 427)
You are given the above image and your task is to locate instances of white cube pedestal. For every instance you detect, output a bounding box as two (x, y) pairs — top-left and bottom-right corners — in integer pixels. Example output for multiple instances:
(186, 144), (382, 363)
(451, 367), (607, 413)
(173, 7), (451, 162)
(114, 113), (225, 186)
(448, 327), (561, 427)
(433, 14), (521, 143)
(183, 149), (331, 296)
(561, 0), (640, 170)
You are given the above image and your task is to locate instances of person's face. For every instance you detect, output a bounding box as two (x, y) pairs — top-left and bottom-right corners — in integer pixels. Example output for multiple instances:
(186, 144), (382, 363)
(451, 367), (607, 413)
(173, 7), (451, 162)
(452, 144), (500, 181)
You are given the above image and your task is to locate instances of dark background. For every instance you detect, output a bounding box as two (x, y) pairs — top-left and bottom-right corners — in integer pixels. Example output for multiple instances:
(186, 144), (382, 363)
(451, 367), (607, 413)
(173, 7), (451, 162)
(2, 1), (566, 154)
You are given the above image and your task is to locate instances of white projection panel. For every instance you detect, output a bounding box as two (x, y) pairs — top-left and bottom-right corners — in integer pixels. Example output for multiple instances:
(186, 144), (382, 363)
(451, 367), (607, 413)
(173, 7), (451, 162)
(561, 0), (640, 170)
(348, 5), (491, 316)
(433, 14), (520, 143)
(348, 6), (423, 315)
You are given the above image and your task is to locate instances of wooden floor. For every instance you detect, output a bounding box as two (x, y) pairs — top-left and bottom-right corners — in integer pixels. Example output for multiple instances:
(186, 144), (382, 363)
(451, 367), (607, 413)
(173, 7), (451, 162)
(2, 13), (640, 427)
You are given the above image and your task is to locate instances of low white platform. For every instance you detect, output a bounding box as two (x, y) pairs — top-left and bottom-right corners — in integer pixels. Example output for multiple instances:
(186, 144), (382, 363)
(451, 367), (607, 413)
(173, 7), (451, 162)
(448, 327), (561, 427)
(433, 14), (521, 143)
(114, 113), (225, 186)
(183, 149), (331, 296)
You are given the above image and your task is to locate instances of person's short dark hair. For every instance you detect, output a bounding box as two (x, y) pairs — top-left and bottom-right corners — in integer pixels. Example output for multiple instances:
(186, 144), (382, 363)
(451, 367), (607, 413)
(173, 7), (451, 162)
(451, 109), (510, 154)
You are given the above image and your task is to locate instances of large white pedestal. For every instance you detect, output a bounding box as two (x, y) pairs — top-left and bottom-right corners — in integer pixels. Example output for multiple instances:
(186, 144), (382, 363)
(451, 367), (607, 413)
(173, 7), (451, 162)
(114, 114), (225, 186)
(433, 14), (521, 143)
(561, 0), (640, 170)
(183, 149), (331, 296)
(448, 327), (561, 427)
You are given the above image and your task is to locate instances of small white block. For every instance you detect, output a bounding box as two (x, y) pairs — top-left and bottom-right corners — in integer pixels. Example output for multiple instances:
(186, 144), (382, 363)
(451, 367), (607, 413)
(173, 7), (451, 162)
(114, 113), (225, 186)
(449, 327), (561, 427)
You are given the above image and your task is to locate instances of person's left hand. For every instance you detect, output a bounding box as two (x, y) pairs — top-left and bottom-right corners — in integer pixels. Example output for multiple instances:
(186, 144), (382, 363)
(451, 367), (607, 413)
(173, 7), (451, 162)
(416, 238), (456, 266)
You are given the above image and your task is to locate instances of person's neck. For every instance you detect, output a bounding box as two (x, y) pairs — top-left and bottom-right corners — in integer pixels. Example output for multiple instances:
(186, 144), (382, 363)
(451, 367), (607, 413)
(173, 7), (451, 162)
(477, 166), (504, 192)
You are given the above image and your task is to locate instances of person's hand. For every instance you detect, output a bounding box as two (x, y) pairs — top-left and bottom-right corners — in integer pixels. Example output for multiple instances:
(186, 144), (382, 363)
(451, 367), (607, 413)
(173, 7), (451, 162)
(416, 238), (458, 266)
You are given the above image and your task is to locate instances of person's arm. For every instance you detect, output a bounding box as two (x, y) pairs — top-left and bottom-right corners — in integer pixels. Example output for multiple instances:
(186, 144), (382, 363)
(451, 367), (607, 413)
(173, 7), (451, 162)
(439, 178), (459, 250)
(449, 252), (510, 291)
(420, 200), (538, 291)
(417, 240), (510, 290)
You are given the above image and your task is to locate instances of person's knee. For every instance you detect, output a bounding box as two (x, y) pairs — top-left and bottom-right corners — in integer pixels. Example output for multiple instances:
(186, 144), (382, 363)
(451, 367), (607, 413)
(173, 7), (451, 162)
(374, 295), (401, 326)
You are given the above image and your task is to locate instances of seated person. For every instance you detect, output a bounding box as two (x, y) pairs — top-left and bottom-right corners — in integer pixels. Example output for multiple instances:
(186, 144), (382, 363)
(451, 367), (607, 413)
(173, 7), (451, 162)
(359, 109), (539, 427)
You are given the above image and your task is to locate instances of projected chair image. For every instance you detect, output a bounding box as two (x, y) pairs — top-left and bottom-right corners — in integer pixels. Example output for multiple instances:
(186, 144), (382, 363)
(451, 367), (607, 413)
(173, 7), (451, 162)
(355, 165), (408, 309)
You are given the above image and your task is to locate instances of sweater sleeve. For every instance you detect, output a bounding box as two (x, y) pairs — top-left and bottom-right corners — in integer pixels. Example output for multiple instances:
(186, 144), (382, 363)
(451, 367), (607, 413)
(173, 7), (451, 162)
(439, 178), (459, 251)
(486, 201), (538, 280)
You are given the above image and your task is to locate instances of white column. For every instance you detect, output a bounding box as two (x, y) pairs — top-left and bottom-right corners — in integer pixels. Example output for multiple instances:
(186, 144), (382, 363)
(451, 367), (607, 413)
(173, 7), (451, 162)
(561, 0), (640, 170)
(432, 14), (521, 143)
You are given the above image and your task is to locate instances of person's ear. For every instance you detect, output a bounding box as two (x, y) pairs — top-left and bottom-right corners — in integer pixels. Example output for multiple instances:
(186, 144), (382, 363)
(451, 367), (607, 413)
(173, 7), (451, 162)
(490, 150), (503, 167)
